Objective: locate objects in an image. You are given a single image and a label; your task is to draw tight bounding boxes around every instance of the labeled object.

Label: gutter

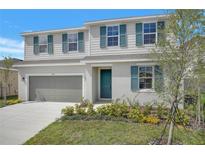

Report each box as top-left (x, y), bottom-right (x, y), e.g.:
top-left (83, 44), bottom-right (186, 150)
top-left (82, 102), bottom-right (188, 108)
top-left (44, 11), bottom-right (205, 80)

top-left (13, 58), bottom-right (156, 68)
top-left (81, 58), bottom-right (155, 64)
top-left (0, 67), bottom-right (18, 71)
top-left (22, 27), bottom-right (88, 36)
top-left (13, 63), bottom-right (84, 67)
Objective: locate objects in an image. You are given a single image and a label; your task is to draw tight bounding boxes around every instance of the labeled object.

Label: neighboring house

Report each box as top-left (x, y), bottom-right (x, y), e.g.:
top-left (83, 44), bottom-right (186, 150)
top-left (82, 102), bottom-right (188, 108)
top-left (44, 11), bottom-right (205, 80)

top-left (14, 14), bottom-right (167, 104)
top-left (0, 58), bottom-right (22, 98)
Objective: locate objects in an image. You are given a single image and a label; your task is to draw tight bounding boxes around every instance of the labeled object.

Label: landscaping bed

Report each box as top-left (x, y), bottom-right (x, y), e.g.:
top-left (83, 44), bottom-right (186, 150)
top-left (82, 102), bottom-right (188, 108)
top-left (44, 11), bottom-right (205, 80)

top-left (0, 95), bottom-right (22, 108)
top-left (61, 102), bottom-right (190, 126)
top-left (25, 101), bottom-right (205, 145)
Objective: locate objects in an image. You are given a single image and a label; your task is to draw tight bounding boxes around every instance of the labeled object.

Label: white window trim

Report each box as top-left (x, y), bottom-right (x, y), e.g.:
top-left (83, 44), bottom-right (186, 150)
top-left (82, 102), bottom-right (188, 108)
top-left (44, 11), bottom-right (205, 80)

top-left (106, 25), bottom-right (119, 47)
top-left (38, 35), bottom-right (48, 53)
top-left (67, 33), bottom-right (78, 52)
top-left (138, 65), bottom-right (155, 90)
top-left (142, 22), bottom-right (158, 46)
top-left (39, 35), bottom-right (48, 45)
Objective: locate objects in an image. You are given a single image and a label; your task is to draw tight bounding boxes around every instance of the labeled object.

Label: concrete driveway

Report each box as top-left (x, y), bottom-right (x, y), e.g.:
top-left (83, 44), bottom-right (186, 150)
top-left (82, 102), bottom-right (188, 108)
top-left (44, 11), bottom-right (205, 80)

top-left (0, 102), bottom-right (75, 145)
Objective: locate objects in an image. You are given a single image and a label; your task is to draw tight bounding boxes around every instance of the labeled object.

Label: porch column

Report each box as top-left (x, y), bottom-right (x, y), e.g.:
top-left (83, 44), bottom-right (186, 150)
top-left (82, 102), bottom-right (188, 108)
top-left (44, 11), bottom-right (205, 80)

top-left (85, 64), bottom-right (93, 102)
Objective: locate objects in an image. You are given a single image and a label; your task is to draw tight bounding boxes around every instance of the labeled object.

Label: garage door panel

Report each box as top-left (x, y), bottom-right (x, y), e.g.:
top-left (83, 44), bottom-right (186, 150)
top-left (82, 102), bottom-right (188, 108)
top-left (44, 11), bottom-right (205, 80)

top-left (29, 76), bottom-right (82, 102)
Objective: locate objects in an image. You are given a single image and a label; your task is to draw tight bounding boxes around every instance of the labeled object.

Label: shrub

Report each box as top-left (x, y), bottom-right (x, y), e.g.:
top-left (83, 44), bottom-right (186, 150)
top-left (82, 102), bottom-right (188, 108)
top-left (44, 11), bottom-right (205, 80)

top-left (156, 103), bottom-right (168, 119)
top-left (96, 105), bottom-right (109, 115)
top-left (142, 104), bottom-right (152, 116)
top-left (61, 106), bottom-right (74, 116)
top-left (79, 97), bottom-right (92, 108)
top-left (113, 103), bottom-right (129, 117)
top-left (96, 103), bottom-right (129, 117)
top-left (75, 104), bottom-right (87, 115)
top-left (7, 99), bottom-right (22, 105)
top-left (143, 116), bottom-right (160, 124)
top-left (86, 102), bottom-right (96, 115)
top-left (176, 110), bottom-right (190, 126)
top-left (185, 104), bottom-right (196, 117)
top-left (127, 107), bottom-right (144, 122)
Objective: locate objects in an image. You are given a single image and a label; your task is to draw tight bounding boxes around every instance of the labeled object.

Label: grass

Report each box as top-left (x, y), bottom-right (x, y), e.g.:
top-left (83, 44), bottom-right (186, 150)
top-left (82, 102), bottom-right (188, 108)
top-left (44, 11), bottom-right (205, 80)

top-left (0, 95), bottom-right (18, 108)
top-left (25, 120), bottom-right (205, 145)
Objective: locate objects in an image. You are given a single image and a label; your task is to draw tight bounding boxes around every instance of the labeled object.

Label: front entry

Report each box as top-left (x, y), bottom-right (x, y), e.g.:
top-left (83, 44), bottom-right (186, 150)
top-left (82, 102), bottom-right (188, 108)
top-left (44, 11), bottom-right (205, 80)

top-left (100, 69), bottom-right (112, 99)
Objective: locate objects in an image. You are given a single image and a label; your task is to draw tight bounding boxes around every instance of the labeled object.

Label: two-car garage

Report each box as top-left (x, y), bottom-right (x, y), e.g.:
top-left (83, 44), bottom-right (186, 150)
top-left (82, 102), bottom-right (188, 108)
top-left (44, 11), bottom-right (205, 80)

top-left (29, 76), bottom-right (83, 102)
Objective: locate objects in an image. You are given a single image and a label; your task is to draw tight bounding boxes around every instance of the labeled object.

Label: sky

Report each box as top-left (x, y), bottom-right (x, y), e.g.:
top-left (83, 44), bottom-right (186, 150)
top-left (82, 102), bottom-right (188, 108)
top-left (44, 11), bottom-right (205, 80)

top-left (0, 9), bottom-right (166, 60)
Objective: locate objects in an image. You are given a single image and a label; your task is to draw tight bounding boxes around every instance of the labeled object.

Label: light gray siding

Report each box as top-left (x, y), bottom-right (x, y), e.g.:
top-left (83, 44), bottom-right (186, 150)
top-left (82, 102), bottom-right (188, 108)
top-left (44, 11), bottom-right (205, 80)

top-left (112, 62), bottom-right (159, 105)
top-left (24, 30), bottom-right (89, 61)
top-left (89, 20), bottom-right (157, 56)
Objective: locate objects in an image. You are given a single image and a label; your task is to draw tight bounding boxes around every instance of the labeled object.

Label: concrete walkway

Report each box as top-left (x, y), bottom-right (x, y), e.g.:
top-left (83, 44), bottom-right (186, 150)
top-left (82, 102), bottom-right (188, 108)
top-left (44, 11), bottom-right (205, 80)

top-left (0, 102), bottom-right (75, 145)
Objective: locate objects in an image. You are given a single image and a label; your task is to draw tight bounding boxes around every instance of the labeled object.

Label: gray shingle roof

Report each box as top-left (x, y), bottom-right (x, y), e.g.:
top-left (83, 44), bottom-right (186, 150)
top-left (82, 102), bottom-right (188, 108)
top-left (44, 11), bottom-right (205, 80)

top-left (13, 54), bottom-right (155, 66)
top-left (14, 58), bottom-right (81, 65)
top-left (0, 58), bottom-right (22, 68)
top-left (82, 54), bottom-right (153, 61)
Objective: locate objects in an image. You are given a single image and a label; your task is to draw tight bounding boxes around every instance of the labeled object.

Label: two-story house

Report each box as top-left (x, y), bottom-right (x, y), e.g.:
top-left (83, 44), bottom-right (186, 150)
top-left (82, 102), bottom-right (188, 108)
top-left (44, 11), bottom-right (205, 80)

top-left (14, 14), bottom-right (167, 104)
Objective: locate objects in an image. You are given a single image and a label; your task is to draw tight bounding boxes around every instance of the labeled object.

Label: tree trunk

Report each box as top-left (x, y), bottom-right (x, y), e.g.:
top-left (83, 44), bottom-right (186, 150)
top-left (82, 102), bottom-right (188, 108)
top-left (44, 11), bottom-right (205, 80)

top-left (202, 101), bottom-right (204, 127)
top-left (167, 120), bottom-right (174, 145)
top-left (197, 88), bottom-right (201, 127)
top-left (167, 98), bottom-right (178, 145)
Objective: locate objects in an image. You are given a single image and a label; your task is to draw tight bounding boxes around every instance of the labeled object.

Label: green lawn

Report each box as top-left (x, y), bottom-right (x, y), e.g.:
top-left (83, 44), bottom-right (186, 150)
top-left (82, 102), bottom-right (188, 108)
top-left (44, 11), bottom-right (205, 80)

top-left (0, 95), bottom-right (18, 108)
top-left (25, 120), bottom-right (205, 145)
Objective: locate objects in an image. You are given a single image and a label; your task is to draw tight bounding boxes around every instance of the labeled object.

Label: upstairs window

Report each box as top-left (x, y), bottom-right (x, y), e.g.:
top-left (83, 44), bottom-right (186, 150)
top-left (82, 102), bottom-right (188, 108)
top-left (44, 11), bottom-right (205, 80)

top-left (68, 33), bottom-right (78, 51)
top-left (39, 35), bottom-right (48, 53)
top-left (107, 26), bottom-right (118, 46)
top-left (144, 23), bottom-right (156, 45)
top-left (139, 66), bottom-right (153, 89)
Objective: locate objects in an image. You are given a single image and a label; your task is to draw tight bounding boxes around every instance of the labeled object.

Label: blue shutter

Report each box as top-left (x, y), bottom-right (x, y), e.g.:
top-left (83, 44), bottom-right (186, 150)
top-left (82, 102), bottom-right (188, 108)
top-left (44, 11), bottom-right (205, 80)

top-left (131, 66), bottom-right (139, 91)
top-left (62, 34), bottom-right (68, 53)
top-left (78, 32), bottom-right (84, 52)
top-left (154, 65), bottom-right (164, 92)
top-left (100, 26), bottom-right (106, 48)
top-left (33, 36), bottom-right (39, 55)
top-left (48, 35), bottom-right (53, 54)
top-left (120, 24), bottom-right (127, 47)
top-left (136, 23), bottom-right (143, 46)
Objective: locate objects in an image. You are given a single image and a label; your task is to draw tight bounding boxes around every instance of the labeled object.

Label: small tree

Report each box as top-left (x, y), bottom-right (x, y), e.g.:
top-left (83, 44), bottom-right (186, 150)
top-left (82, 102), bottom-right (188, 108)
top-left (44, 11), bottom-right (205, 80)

top-left (190, 44), bottom-right (205, 128)
top-left (153, 10), bottom-right (204, 144)
top-left (2, 57), bottom-right (14, 105)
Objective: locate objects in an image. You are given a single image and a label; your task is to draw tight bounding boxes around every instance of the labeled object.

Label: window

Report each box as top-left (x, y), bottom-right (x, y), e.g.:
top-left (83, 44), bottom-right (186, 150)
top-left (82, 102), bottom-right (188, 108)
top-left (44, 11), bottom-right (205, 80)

top-left (68, 33), bottom-right (78, 51)
top-left (39, 35), bottom-right (48, 53)
top-left (107, 26), bottom-right (118, 46)
top-left (144, 23), bottom-right (156, 44)
top-left (139, 66), bottom-right (153, 89)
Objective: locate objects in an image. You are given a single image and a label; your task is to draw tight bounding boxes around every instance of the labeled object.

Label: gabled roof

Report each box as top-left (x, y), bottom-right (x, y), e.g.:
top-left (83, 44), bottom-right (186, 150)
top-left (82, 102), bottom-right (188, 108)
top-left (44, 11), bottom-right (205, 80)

top-left (13, 53), bottom-right (156, 67)
top-left (0, 58), bottom-right (22, 70)
top-left (22, 27), bottom-right (87, 36)
top-left (13, 59), bottom-right (82, 67)
top-left (82, 53), bottom-right (153, 62)
top-left (21, 14), bottom-right (168, 36)
top-left (85, 14), bottom-right (168, 25)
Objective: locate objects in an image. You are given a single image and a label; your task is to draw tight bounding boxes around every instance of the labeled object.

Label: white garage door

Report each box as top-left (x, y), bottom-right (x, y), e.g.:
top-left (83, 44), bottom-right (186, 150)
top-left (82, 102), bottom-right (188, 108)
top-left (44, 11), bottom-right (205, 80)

top-left (29, 76), bottom-right (82, 102)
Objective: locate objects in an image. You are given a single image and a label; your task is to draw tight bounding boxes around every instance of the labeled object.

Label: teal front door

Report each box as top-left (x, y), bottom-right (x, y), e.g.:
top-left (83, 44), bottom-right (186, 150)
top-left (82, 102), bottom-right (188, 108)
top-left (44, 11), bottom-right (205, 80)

top-left (100, 69), bottom-right (112, 99)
